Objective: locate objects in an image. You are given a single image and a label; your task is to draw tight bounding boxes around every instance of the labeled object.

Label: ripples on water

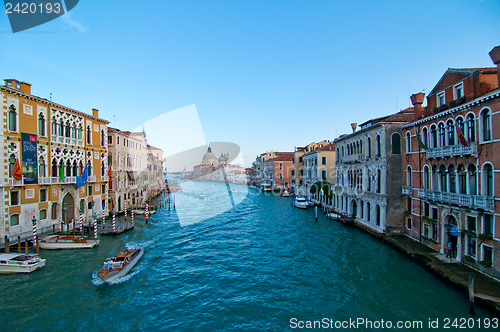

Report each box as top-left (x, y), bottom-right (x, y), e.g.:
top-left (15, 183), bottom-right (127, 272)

top-left (1, 180), bottom-right (497, 331)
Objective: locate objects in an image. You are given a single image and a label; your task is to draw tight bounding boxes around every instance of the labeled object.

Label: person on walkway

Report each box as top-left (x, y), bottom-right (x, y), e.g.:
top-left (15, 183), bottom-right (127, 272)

top-left (446, 242), bottom-right (453, 259)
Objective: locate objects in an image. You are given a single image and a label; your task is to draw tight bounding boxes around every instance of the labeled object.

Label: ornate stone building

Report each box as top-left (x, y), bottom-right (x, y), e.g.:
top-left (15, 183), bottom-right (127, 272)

top-left (1, 79), bottom-right (109, 241)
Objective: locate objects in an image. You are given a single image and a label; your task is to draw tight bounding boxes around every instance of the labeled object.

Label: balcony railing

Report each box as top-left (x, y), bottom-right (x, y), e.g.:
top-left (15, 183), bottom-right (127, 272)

top-left (418, 189), bottom-right (494, 212)
top-left (401, 186), bottom-right (412, 196)
top-left (38, 177), bottom-right (51, 185)
top-left (426, 143), bottom-right (478, 159)
top-left (340, 154), bottom-right (364, 163)
top-left (88, 175), bottom-right (96, 183)
top-left (8, 178), bottom-right (23, 186)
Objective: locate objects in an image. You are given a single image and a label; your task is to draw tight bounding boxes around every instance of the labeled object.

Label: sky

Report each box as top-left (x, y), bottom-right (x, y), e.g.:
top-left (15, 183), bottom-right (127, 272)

top-left (1, 0), bottom-right (500, 169)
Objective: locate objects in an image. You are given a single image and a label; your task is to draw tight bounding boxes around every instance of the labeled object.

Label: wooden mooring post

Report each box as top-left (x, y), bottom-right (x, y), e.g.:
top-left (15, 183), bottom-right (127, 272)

top-left (24, 240), bottom-right (28, 255)
top-left (468, 273), bottom-right (475, 314)
top-left (5, 236), bottom-right (9, 254)
top-left (17, 236), bottom-right (21, 253)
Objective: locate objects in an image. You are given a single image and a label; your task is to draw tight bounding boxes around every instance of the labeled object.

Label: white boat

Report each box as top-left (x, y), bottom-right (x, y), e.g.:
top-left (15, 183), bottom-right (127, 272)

top-left (294, 197), bottom-right (309, 209)
top-left (97, 248), bottom-right (143, 282)
top-left (39, 235), bottom-right (99, 250)
top-left (133, 209), bottom-right (156, 215)
top-left (231, 189), bottom-right (237, 193)
top-left (199, 193), bottom-right (205, 199)
top-left (0, 253), bottom-right (46, 274)
top-left (282, 190), bottom-right (291, 197)
top-left (261, 183), bottom-right (272, 192)
top-left (326, 213), bottom-right (341, 220)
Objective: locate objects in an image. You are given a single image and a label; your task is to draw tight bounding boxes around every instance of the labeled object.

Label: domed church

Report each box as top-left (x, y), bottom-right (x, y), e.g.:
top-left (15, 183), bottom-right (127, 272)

top-left (202, 146), bottom-right (217, 166)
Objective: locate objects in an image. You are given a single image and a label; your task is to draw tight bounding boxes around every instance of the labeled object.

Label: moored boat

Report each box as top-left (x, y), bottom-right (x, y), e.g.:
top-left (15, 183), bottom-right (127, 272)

top-left (0, 253), bottom-right (46, 273)
top-left (97, 248), bottom-right (144, 282)
top-left (282, 190), bottom-right (291, 197)
top-left (199, 193), bottom-right (205, 199)
top-left (294, 197), bottom-right (309, 209)
top-left (39, 235), bottom-right (99, 250)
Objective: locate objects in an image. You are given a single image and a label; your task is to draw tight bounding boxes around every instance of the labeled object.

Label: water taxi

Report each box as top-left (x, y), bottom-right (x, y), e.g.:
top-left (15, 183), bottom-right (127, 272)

top-left (282, 190), bottom-right (291, 197)
top-left (97, 248), bottom-right (144, 282)
top-left (39, 235), bottom-right (99, 250)
top-left (294, 197), bottom-right (309, 209)
top-left (261, 183), bottom-right (272, 192)
top-left (0, 254), bottom-right (46, 273)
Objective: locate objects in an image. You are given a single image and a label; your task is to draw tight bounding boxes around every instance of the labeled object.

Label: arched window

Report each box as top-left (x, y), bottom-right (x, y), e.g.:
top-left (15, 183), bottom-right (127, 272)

top-left (367, 137), bottom-right (372, 158)
top-left (430, 124), bottom-right (437, 148)
top-left (78, 124), bottom-right (83, 140)
top-left (51, 119), bottom-right (57, 136)
top-left (360, 141), bottom-right (363, 154)
top-left (73, 161), bottom-right (78, 177)
top-left (65, 121), bottom-right (71, 138)
top-left (52, 159), bottom-right (58, 177)
top-left (376, 135), bottom-right (381, 157)
top-left (87, 160), bottom-right (92, 176)
top-left (66, 160), bottom-right (71, 177)
top-left (446, 120), bottom-right (455, 145)
top-left (376, 205), bottom-right (381, 226)
top-left (406, 166), bottom-right (412, 187)
top-left (101, 130), bottom-right (105, 146)
top-left (439, 165), bottom-right (447, 192)
top-left (448, 165), bottom-right (456, 193)
top-left (376, 169), bottom-right (381, 193)
top-left (456, 117), bottom-right (464, 138)
top-left (101, 161), bottom-right (105, 176)
top-left (392, 133), bottom-right (401, 154)
top-left (71, 124), bottom-right (76, 139)
top-left (336, 148), bottom-right (339, 162)
top-left (341, 146), bottom-right (344, 157)
top-left (8, 155), bottom-right (16, 177)
top-left (58, 120), bottom-right (64, 136)
top-left (438, 123), bottom-right (445, 147)
top-left (38, 157), bottom-right (45, 177)
top-left (468, 164), bottom-right (477, 195)
top-left (38, 113), bottom-right (46, 136)
top-left (457, 165), bottom-right (466, 194)
top-left (8, 105), bottom-right (17, 132)
top-left (405, 132), bottom-right (411, 153)
top-left (431, 165), bottom-right (438, 190)
top-left (423, 165), bottom-right (430, 189)
top-left (482, 163), bottom-right (494, 197)
top-left (466, 114), bottom-right (475, 142)
top-left (366, 202), bottom-right (371, 221)
top-left (481, 109), bottom-right (492, 141)
top-left (367, 169), bottom-right (371, 191)
top-left (422, 128), bottom-right (429, 148)
top-left (87, 126), bottom-right (92, 144)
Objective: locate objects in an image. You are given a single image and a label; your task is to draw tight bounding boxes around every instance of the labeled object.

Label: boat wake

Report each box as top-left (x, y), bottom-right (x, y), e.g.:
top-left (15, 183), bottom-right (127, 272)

top-left (91, 263), bottom-right (144, 285)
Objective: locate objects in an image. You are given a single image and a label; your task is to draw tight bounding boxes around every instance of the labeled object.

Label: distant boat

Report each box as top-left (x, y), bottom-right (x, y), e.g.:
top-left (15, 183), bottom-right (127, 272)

top-left (133, 209), bottom-right (156, 215)
top-left (39, 235), bottom-right (99, 250)
top-left (0, 253), bottom-right (46, 274)
top-left (231, 189), bottom-right (237, 193)
top-left (282, 190), bottom-right (291, 197)
top-left (97, 248), bottom-right (143, 282)
top-left (261, 183), bottom-right (272, 192)
top-left (294, 197), bottom-right (309, 209)
top-left (326, 213), bottom-right (341, 220)
top-left (199, 193), bottom-right (205, 199)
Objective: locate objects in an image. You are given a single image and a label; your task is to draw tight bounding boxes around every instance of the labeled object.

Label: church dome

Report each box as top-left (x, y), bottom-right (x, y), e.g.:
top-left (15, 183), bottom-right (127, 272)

top-left (202, 146), bottom-right (217, 165)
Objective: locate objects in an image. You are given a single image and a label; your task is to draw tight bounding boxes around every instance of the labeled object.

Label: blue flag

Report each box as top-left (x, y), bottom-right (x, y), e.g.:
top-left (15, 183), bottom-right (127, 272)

top-left (76, 165), bottom-right (88, 187)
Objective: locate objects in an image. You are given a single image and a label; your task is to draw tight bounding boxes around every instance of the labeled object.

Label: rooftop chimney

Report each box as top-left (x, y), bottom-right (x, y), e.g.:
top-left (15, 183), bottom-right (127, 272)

top-left (489, 45), bottom-right (500, 88)
top-left (351, 123), bottom-right (357, 133)
top-left (92, 108), bottom-right (99, 118)
top-left (410, 92), bottom-right (425, 121)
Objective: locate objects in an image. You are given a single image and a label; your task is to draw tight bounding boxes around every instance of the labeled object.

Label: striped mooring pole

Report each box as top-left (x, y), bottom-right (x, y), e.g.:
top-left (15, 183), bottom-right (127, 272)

top-left (131, 206), bottom-right (134, 223)
top-left (124, 201), bottom-right (127, 220)
top-left (93, 215), bottom-right (97, 239)
top-left (79, 210), bottom-right (83, 235)
top-left (32, 217), bottom-right (37, 243)
top-left (102, 209), bottom-right (105, 225)
top-left (112, 210), bottom-right (116, 232)
top-left (145, 204), bottom-right (149, 223)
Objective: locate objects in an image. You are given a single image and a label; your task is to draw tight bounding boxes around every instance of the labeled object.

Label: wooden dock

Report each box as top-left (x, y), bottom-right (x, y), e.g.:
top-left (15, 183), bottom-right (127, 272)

top-left (100, 221), bottom-right (134, 235)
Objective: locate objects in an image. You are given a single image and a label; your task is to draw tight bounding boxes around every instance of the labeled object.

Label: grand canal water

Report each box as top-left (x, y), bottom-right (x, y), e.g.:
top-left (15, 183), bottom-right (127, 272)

top-left (1, 180), bottom-right (497, 331)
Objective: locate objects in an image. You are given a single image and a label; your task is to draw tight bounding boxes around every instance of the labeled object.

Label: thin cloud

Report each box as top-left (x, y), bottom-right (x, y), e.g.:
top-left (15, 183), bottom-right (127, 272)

top-left (61, 12), bottom-right (88, 33)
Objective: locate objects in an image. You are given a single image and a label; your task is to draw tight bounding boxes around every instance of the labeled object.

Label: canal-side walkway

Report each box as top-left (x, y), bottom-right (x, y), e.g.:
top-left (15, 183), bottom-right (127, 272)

top-left (382, 234), bottom-right (500, 313)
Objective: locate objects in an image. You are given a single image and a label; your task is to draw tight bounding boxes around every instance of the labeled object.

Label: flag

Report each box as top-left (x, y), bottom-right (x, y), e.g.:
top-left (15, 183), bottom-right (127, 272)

top-left (414, 127), bottom-right (428, 150)
top-left (107, 165), bottom-right (112, 187)
top-left (76, 165), bottom-right (88, 187)
top-left (59, 163), bottom-right (65, 181)
top-left (13, 158), bottom-right (22, 180)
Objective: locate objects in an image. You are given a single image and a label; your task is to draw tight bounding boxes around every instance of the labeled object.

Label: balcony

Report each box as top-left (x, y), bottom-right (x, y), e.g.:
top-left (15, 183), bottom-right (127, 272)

top-left (8, 178), bottom-right (23, 186)
top-left (38, 177), bottom-right (51, 185)
top-left (426, 143), bottom-right (477, 159)
top-left (88, 175), bottom-right (96, 183)
top-left (418, 189), bottom-right (494, 212)
top-left (341, 154), bottom-right (364, 163)
top-left (401, 186), bottom-right (412, 196)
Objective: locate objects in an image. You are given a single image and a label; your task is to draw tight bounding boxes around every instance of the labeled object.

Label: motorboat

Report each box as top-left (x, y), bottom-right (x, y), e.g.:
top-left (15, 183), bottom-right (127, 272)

top-left (231, 189), bottom-right (237, 193)
top-left (97, 248), bottom-right (144, 282)
top-left (294, 197), bottom-right (309, 209)
top-left (282, 190), bottom-right (291, 197)
top-left (199, 193), bottom-right (205, 199)
top-left (0, 253), bottom-right (46, 273)
top-left (326, 213), bottom-right (341, 220)
top-left (261, 184), bottom-right (272, 192)
top-left (39, 235), bottom-right (99, 249)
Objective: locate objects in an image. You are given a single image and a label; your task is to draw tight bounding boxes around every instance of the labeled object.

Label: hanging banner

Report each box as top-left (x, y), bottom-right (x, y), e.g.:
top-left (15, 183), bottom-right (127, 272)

top-left (21, 133), bottom-right (38, 184)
